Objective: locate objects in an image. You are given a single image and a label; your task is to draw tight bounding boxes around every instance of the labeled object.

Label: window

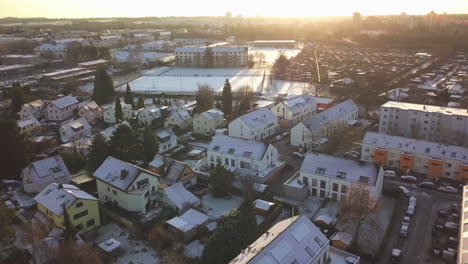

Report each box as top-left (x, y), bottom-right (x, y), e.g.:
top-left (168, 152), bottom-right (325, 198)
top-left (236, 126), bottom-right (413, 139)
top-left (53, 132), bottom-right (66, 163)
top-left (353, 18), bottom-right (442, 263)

top-left (231, 159), bottom-right (235, 166)
top-left (303, 177), bottom-right (308, 185)
top-left (87, 219), bottom-right (95, 227)
top-left (225, 158), bottom-right (229, 165)
top-left (76, 201), bottom-right (83, 208)
top-left (311, 188), bottom-right (317, 196)
top-left (320, 180), bottom-right (326, 189)
top-left (316, 167), bottom-right (326, 175)
top-left (320, 190), bottom-right (325, 198)
top-left (136, 178), bottom-right (149, 189)
top-left (341, 185), bottom-right (347, 194)
top-left (75, 224), bottom-right (83, 231)
top-left (112, 190), bottom-right (117, 195)
top-left (332, 193), bottom-right (338, 201)
top-left (144, 190), bottom-right (150, 198)
top-left (73, 210), bottom-right (88, 220)
top-left (312, 179), bottom-right (317, 187)
top-left (333, 183), bottom-right (338, 192)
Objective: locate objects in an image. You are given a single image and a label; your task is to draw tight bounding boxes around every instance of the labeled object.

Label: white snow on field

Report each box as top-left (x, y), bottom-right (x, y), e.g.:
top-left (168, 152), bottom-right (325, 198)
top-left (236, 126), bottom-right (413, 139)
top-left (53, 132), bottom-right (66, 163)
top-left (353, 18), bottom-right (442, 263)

top-left (264, 79), bottom-right (313, 96)
top-left (200, 193), bottom-right (243, 220)
top-left (249, 47), bottom-right (301, 64)
top-left (184, 240), bottom-right (204, 259)
top-left (94, 223), bottom-right (159, 264)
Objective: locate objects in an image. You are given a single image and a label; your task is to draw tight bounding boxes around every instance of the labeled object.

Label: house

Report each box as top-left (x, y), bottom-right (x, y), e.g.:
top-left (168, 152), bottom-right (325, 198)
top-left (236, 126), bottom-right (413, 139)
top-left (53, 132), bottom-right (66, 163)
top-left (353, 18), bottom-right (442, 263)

top-left (17, 116), bottom-right (41, 134)
top-left (193, 108), bottom-right (224, 135)
top-left (207, 135), bottom-right (281, 183)
top-left (22, 155), bottom-right (71, 193)
top-left (312, 97), bottom-right (335, 111)
top-left (78, 101), bottom-right (102, 124)
top-left (137, 105), bottom-right (161, 126)
top-left (228, 108), bottom-right (278, 140)
top-left (149, 154), bottom-right (197, 188)
top-left (102, 102), bottom-right (133, 124)
top-left (155, 128), bottom-right (177, 154)
top-left (77, 59), bottom-right (109, 70)
top-left (229, 215), bottom-right (361, 264)
top-left (44, 95), bottom-right (80, 122)
top-left (93, 156), bottom-right (159, 214)
top-left (291, 99), bottom-right (358, 150)
top-left (361, 132), bottom-right (468, 180)
top-left (165, 108), bottom-right (191, 130)
top-left (167, 209), bottom-right (209, 242)
top-left (163, 182), bottom-right (200, 212)
top-left (34, 183), bottom-right (100, 234)
top-left (271, 93), bottom-right (317, 126)
top-left (19, 99), bottom-right (45, 120)
top-left (34, 43), bottom-right (67, 59)
top-left (59, 117), bottom-right (92, 143)
top-left (287, 153), bottom-right (383, 202)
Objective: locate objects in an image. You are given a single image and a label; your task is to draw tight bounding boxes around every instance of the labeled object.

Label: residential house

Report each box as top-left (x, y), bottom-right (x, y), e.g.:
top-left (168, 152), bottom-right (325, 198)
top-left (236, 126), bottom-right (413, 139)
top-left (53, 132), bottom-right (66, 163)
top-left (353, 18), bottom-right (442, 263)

top-left (34, 43), bottom-right (67, 59)
top-left (207, 135), bottom-right (281, 183)
top-left (137, 105), bottom-right (161, 126)
top-left (59, 117), bottom-right (92, 143)
top-left (93, 156), bottom-right (159, 214)
top-left (34, 183), bottom-right (100, 234)
top-left (361, 132), bottom-right (468, 180)
top-left (271, 93), bottom-right (317, 126)
top-left (228, 108), bottom-right (278, 140)
top-left (155, 128), bottom-right (177, 154)
top-left (163, 182), bottom-right (200, 212)
top-left (285, 153), bottom-right (383, 202)
top-left (22, 155), bottom-right (71, 193)
top-left (229, 215), bottom-right (360, 264)
top-left (379, 101), bottom-right (468, 147)
top-left (19, 99), bottom-right (45, 120)
top-left (193, 108), bottom-right (224, 135)
top-left (165, 108), bottom-right (192, 130)
top-left (167, 209), bottom-right (209, 242)
top-left (78, 101), bottom-right (102, 124)
top-left (149, 154), bottom-right (197, 188)
top-left (44, 95), bottom-right (80, 122)
top-left (18, 116), bottom-right (41, 134)
top-left (291, 99), bottom-right (358, 150)
top-left (102, 102), bottom-right (133, 124)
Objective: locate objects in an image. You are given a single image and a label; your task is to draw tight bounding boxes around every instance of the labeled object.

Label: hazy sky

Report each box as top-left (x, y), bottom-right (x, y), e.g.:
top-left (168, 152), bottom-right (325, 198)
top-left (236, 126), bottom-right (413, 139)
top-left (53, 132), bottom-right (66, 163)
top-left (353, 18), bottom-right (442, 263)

top-left (1, 0), bottom-right (467, 18)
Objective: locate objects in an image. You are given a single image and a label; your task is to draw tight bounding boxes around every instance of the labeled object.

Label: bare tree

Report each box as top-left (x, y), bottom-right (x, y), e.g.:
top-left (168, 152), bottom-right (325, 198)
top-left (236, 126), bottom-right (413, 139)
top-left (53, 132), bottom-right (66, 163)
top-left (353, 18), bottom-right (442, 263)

top-left (339, 184), bottom-right (380, 251)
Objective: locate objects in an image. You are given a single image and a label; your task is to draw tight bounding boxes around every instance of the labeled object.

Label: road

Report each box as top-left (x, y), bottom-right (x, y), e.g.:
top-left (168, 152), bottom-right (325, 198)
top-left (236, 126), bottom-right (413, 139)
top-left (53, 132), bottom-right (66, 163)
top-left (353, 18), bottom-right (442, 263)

top-left (378, 179), bottom-right (460, 264)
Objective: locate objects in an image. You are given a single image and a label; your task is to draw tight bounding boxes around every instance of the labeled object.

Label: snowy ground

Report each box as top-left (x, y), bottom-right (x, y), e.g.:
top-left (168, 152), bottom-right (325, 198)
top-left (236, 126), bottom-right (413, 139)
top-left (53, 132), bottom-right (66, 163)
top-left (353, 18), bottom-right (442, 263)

top-left (183, 240), bottom-right (204, 259)
top-left (248, 47), bottom-right (301, 64)
top-left (92, 223), bottom-right (159, 264)
top-left (200, 193), bottom-right (243, 220)
top-left (297, 196), bottom-right (323, 219)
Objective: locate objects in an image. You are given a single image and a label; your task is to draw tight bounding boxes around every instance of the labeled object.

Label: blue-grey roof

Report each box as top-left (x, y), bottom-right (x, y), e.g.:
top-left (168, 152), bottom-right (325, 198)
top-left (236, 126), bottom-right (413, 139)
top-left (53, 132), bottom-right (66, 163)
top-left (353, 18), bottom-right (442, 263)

top-left (300, 153), bottom-right (378, 186)
top-left (208, 135), bottom-right (269, 160)
top-left (32, 155), bottom-right (69, 180)
top-left (49, 95), bottom-right (79, 109)
top-left (238, 108), bottom-right (276, 129)
top-left (303, 99), bottom-right (357, 131)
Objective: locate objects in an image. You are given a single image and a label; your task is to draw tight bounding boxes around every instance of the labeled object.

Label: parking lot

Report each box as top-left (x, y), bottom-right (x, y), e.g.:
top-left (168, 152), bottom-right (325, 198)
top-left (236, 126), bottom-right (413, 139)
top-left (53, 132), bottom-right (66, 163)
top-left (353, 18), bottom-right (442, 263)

top-left (379, 178), bottom-right (461, 264)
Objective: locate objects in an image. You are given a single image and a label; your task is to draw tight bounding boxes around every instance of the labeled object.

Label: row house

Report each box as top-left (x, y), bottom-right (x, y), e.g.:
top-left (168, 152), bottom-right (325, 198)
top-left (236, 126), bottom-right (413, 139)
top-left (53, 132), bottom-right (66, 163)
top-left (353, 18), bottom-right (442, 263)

top-left (271, 93), bottom-right (317, 126)
top-left (228, 108), bottom-right (278, 141)
top-left (361, 132), bottom-right (468, 180)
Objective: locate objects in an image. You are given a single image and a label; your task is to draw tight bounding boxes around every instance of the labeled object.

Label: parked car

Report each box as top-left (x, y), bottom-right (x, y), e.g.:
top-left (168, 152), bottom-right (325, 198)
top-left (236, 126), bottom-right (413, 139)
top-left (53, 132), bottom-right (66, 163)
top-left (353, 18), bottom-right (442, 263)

top-left (438, 186), bottom-right (458, 194)
top-left (438, 209), bottom-right (448, 218)
top-left (400, 224), bottom-right (409, 238)
top-left (400, 175), bottom-right (418, 183)
top-left (444, 222), bottom-right (459, 233)
top-left (450, 203), bottom-right (461, 213)
top-left (398, 186), bottom-right (411, 197)
top-left (409, 196), bottom-right (416, 207)
top-left (292, 152), bottom-right (304, 158)
top-left (282, 131), bottom-right (289, 137)
top-left (391, 249), bottom-right (402, 261)
top-left (402, 216), bottom-right (410, 225)
top-left (275, 135), bottom-right (283, 141)
top-left (384, 170), bottom-right (396, 178)
top-left (418, 181), bottom-right (435, 189)
top-left (406, 205), bottom-right (415, 216)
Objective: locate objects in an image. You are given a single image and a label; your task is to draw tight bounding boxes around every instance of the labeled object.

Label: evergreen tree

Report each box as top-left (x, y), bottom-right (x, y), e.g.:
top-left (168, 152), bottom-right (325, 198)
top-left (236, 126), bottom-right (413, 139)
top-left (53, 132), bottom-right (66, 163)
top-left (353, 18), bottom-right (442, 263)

top-left (237, 192), bottom-right (258, 248)
top-left (114, 98), bottom-right (123, 122)
top-left (209, 163), bottom-right (233, 197)
top-left (222, 79), bottom-right (233, 115)
top-left (0, 201), bottom-right (16, 253)
top-left (87, 133), bottom-right (109, 172)
top-left (124, 83), bottom-right (133, 105)
top-left (10, 85), bottom-right (25, 113)
top-left (237, 85), bottom-right (253, 114)
top-left (195, 85), bottom-right (214, 113)
top-left (0, 117), bottom-right (30, 180)
top-left (109, 125), bottom-right (142, 162)
top-left (143, 126), bottom-right (158, 162)
top-left (137, 95), bottom-right (145, 109)
top-left (92, 68), bottom-right (114, 105)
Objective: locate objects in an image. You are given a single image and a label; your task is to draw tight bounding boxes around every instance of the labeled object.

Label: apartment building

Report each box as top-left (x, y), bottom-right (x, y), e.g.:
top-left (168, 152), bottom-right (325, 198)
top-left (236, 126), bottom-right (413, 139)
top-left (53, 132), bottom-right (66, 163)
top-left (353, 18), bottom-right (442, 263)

top-left (361, 132), bottom-right (468, 180)
top-left (286, 153), bottom-right (383, 202)
top-left (271, 93), bottom-right (317, 125)
top-left (174, 46), bottom-right (248, 67)
top-left (459, 186), bottom-right (468, 263)
top-left (228, 108), bottom-right (278, 140)
top-left (379, 101), bottom-right (468, 147)
top-left (291, 99), bottom-right (358, 150)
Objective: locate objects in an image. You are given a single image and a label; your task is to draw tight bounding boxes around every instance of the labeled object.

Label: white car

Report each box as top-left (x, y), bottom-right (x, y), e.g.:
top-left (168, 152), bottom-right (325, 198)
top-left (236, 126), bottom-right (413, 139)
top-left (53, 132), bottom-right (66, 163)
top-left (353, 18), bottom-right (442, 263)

top-left (402, 216), bottom-right (410, 225)
top-left (400, 224), bottom-right (409, 238)
top-left (406, 205), bottom-right (415, 216)
top-left (438, 186), bottom-right (458, 194)
top-left (409, 196), bottom-right (417, 206)
top-left (275, 135), bottom-right (283, 141)
top-left (398, 186), bottom-right (411, 197)
top-left (384, 170), bottom-right (396, 177)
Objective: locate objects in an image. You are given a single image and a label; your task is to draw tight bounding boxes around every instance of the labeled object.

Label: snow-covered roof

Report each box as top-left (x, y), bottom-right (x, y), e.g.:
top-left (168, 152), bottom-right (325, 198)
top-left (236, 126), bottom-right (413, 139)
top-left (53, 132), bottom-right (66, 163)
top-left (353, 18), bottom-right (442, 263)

top-left (48, 95), bottom-right (79, 109)
top-left (167, 209), bottom-right (208, 232)
top-left (381, 101), bottom-right (468, 117)
top-left (303, 99), bottom-right (357, 131)
top-left (208, 135), bottom-right (271, 161)
top-left (28, 155), bottom-right (70, 180)
top-left (174, 47), bottom-right (206, 53)
top-left (93, 156), bottom-right (156, 192)
top-left (283, 93), bottom-right (316, 113)
top-left (60, 117), bottom-right (91, 142)
top-left (34, 183), bottom-right (97, 216)
top-left (237, 108), bottom-right (276, 129)
top-left (200, 108), bottom-right (224, 121)
top-left (100, 121), bottom-right (130, 141)
top-left (255, 199), bottom-right (274, 211)
top-left (112, 51), bottom-right (173, 63)
top-left (22, 99), bottom-right (45, 114)
top-left (331, 232), bottom-right (353, 246)
top-left (229, 215), bottom-right (328, 264)
top-left (98, 238), bottom-right (121, 252)
top-left (34, 43), bottom-right (66, 51)
top-left (300, 153), bottom-right (379, 186)
top-left (150, 154), bottom-right (190, 184)
top-left (212, 46), bottom-right (247, 53)
top-left (363, 132), bottom-right (468, 162)
top-left (169, 108), bottom-right (191, 123)
top-left (77, 59), bottom-right (108, 67)
top-left (164, 182), bottom-right (200, 210)
top-left (155, 127), bottom-right (176, 142)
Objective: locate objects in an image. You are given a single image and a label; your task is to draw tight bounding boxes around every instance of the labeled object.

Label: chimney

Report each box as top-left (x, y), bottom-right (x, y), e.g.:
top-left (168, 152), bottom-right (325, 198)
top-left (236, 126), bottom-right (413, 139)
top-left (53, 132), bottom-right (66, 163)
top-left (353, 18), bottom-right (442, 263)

top-left (120, 169), bottom-right (128, 179)
top-left (58, 183), bottom-right (63, 189)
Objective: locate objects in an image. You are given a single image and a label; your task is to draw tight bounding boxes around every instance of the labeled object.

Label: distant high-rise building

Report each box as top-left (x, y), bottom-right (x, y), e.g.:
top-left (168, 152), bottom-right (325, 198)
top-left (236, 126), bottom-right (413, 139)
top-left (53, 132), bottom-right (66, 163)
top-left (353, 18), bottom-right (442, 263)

top-left (353, 12), bottom-right (362, 26)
